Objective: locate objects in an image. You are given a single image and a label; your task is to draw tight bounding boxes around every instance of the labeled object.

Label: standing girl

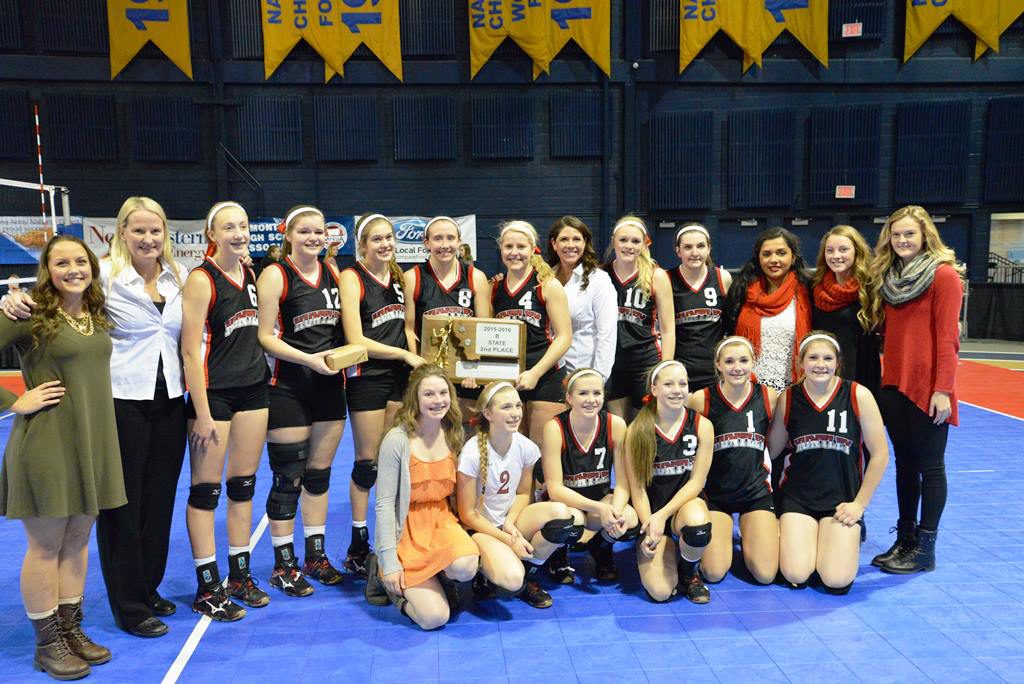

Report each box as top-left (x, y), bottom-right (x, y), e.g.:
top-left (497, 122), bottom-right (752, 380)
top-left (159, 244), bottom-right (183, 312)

top-left (606, 216), bottom-right (675, 420)
top-left (403, 216), bottom-right (491, 417)
top-left (686, 336), bottom-right (778, 585)
top-left (866, 206), bottom-right (964, 573)
top-left (0, 236), bottom-right (125, 679)
top-left (546, 216), bottom-right (617, 379)
top-left (541, 368), bottom-right (637, 581)
top-left (670, 224), bottom-right (732, 393)
top-left (457, 382), bottom-right (584, 609)
top-left (490, 221), bottom-right (572, 443)
top-left (338, 213), bottom-right (424, 576)
top-left (811, 225), bottom-right (881, 394)
top-left (257, 206), bottom-right (347, 596)
top-left (768, 332), bottom-right (889, 590)
top-left (626, 360), bottom-right (714, 603)
top-left (726, 227), bottom-right (813, 394)
top-left (365, 365), bottom-right (479, 629)
top-left (181, 201), bottom-right (269, 620)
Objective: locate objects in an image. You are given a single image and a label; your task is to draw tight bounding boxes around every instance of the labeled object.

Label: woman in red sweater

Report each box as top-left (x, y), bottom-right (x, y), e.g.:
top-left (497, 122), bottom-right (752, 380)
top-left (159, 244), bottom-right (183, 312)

top-left (867, 205), bottom-right (964, 574)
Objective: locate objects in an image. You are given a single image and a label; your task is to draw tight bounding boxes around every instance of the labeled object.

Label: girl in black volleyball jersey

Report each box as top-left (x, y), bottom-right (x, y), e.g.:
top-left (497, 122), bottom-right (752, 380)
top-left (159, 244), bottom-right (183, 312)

top-left (490, 221), bottom-right (572, 444)
top-left (606, 216), bottom-right (675, 421)
top-left (338, 214), bottom-right (424, 576)
top-left (403, 216), bottom-right (491, 417)
top-left (670, 224), bottom-right (732, 392)
top-left (767, 331), bottom-right (889, 591)
top-left (541, 368), bottom-right (638, 581)
top-left (686, 336), bottom-right (779, 585)
top-left (257, 206), bottom-right (347, 596)
top-left (625, 360), bottom-right (714, 604)
top-left (181, 202), bottom-right (269, 620)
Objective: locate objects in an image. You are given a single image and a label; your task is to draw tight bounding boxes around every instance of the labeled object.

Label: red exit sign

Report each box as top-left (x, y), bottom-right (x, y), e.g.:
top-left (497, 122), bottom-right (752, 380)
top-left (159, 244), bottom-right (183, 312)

top-left (835, 185), bottom-right (856, 199)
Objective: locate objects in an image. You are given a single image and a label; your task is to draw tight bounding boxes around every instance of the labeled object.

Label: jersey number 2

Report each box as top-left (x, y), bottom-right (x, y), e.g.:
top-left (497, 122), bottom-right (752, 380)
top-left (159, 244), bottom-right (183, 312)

top-left (496, 470), bottom-right (511, 494)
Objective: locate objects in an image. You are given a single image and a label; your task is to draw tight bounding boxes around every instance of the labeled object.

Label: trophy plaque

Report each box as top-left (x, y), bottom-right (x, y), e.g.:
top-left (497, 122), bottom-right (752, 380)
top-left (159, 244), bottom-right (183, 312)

top-left (421, 316), bottom-right (526, 383)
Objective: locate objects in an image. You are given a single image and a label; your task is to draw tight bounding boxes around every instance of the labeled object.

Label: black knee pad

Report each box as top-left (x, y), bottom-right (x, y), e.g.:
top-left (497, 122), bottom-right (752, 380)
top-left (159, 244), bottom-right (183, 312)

top-left (351, 460), bottom-right (377, 489)
top-left (226, 474), bottom-right (256, 502)
top-left (302, 467), bottom-right (331, 496)
top-left (680, 522), bottom-right (712, 549)
top-left (188, 482), bottom-right (221, 511)
top-left (540, 517), bottom-right (585, 545)
top-left (617, 522), bottom-right (642, 542)
top-left (267, 442), bottom-right (308, 521)
top-left (532, 459), bottom-right (545, 484)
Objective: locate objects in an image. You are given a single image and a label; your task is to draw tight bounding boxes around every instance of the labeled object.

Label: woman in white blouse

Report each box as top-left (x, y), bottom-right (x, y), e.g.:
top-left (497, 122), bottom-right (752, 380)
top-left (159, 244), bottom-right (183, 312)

top-left (4, 197), bottom-right (187, 639)
top-left (545, 216), bottom-right (617, 379)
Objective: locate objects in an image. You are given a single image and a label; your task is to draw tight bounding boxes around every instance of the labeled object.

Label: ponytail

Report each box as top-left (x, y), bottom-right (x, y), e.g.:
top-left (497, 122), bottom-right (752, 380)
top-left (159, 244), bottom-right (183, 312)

top-left (626, 400), bottom-right (659, 486)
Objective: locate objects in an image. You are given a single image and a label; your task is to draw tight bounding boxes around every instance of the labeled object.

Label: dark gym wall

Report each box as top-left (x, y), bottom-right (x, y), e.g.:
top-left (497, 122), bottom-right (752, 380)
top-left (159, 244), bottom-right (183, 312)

top-left (0, 0), bottom-right (1022, 280)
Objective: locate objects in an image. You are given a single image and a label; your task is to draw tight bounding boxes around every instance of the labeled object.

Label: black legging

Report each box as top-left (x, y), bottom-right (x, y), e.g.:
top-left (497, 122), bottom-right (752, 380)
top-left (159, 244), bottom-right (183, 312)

top-left (879, 387), bottom-right (949, 531)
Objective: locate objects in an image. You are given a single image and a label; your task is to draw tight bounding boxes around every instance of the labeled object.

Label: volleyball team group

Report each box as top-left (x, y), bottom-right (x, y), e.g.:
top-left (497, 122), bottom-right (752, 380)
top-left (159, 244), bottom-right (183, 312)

top-left (0, 198), bottom-right (963, 679)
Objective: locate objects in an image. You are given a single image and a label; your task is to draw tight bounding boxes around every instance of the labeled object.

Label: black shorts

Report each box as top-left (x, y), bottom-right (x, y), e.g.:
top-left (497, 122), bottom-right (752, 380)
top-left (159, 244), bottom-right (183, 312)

top-left (607, 350), bottom-right (660, 408)
top-left (268, 375), bottom-right (347, 430)
top-left (706, 492), bottom-right (775, 516)
top-left (780, 495), bottom-right (862, 527)
top-left (346, 372), bottom-right (407, 413)
top-left (519, 365), bottom-right (567, 404)
top-left (186, 382), bottom-right (269, 422)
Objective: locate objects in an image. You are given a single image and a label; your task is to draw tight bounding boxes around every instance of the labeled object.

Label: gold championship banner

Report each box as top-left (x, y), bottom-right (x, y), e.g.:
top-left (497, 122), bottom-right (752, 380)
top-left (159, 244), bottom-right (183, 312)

top-left (904, 0), bottom-right (999, 62)
top-left (263, 0), bottom-right (402, 82)
top-left (679, 0), bottom-right (754, 74)
top-left (469, 0), bottom-right (550, 78)
top-left (742, 0), bottom-right (829, 72)
top-left (108, 0), bottom-right (193, 79)
top-left (533, 0), bottom-right (611, 78)
top-left (975, 0), bottom-right (1024, 59)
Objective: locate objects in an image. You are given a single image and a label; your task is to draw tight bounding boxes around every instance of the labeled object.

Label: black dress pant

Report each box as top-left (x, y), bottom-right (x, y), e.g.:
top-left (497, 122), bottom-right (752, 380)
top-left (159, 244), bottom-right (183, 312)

top-left (96, 388), bottom-right (186, 629)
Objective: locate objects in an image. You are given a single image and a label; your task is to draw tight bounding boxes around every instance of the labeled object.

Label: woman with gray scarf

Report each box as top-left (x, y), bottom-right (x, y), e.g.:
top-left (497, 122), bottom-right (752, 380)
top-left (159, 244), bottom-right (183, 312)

top-left (866, 205), bottom-right (965, 575)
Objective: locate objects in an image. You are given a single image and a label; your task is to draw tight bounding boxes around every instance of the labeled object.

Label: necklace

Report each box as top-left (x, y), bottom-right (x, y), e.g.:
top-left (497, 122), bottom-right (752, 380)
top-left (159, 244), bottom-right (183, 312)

top-left (57, 307), bottom-right (94, 336)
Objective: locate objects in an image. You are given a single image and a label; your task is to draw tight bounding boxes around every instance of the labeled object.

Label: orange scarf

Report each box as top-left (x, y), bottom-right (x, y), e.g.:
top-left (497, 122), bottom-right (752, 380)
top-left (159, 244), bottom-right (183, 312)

top-left (813, 270), bottom-right (860, 312)
top-left (734, 271), bottom-right (812, 381)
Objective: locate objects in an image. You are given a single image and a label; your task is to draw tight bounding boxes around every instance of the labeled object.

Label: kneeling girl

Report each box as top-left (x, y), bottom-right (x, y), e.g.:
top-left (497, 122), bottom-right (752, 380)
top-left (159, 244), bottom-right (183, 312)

top-left (456, 381), bottom-right (584, 609)
top-left (768, 331), bottom-right (889, 591)
top-left (540, 368), bottom-right (638, 581)
top-left (366, 365), bottom-right (479, 630)
top-left (626, 360), bottom-right (714, 603)
top-left (686, 336), bottom-right (779, 584)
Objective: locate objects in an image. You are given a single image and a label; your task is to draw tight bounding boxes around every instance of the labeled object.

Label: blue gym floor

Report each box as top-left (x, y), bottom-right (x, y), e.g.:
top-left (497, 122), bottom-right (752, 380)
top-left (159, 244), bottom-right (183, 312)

top-left (0, 402), bottom-right (1022, 683)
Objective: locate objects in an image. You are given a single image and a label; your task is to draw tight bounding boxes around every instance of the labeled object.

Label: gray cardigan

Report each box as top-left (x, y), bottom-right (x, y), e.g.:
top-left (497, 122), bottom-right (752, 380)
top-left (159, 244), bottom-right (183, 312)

top-left (374, 427), bottom-right (414, 577)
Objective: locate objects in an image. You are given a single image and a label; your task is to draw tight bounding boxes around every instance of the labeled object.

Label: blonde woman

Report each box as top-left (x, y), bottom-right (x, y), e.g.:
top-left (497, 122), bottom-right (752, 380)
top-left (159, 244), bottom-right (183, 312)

top-left (338, 213), bottom-right (424, 576)
top-left (490, 221), bottom-right (572, 443)
top-left (866, 206), bottom-right (964, 574)
top-left (606, 216), bottom-right (675, 420)
top-left (365, 365), bottom-right (479, 630)
top-left (811, 225), bottom-right (880, 394)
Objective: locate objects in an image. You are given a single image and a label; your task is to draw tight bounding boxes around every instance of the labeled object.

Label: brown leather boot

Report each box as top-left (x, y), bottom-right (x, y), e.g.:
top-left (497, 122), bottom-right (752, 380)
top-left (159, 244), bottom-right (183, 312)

top-left (30, 613), bottom-right (90, 680)
top-left (57, 600), bottom-right (111, 665)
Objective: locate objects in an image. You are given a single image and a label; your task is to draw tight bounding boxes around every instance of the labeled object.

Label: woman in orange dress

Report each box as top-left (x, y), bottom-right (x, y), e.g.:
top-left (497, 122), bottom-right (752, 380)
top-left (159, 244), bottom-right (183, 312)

top-left (365, 364), bottom-right (479, 629)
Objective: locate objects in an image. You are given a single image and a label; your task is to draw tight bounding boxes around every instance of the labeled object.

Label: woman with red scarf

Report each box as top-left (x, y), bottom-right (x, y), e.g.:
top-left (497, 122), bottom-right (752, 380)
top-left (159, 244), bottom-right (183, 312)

top-left (725, 227), bottom-right (813, 394)
top-left (810, 225), bottom-right (881, 395)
